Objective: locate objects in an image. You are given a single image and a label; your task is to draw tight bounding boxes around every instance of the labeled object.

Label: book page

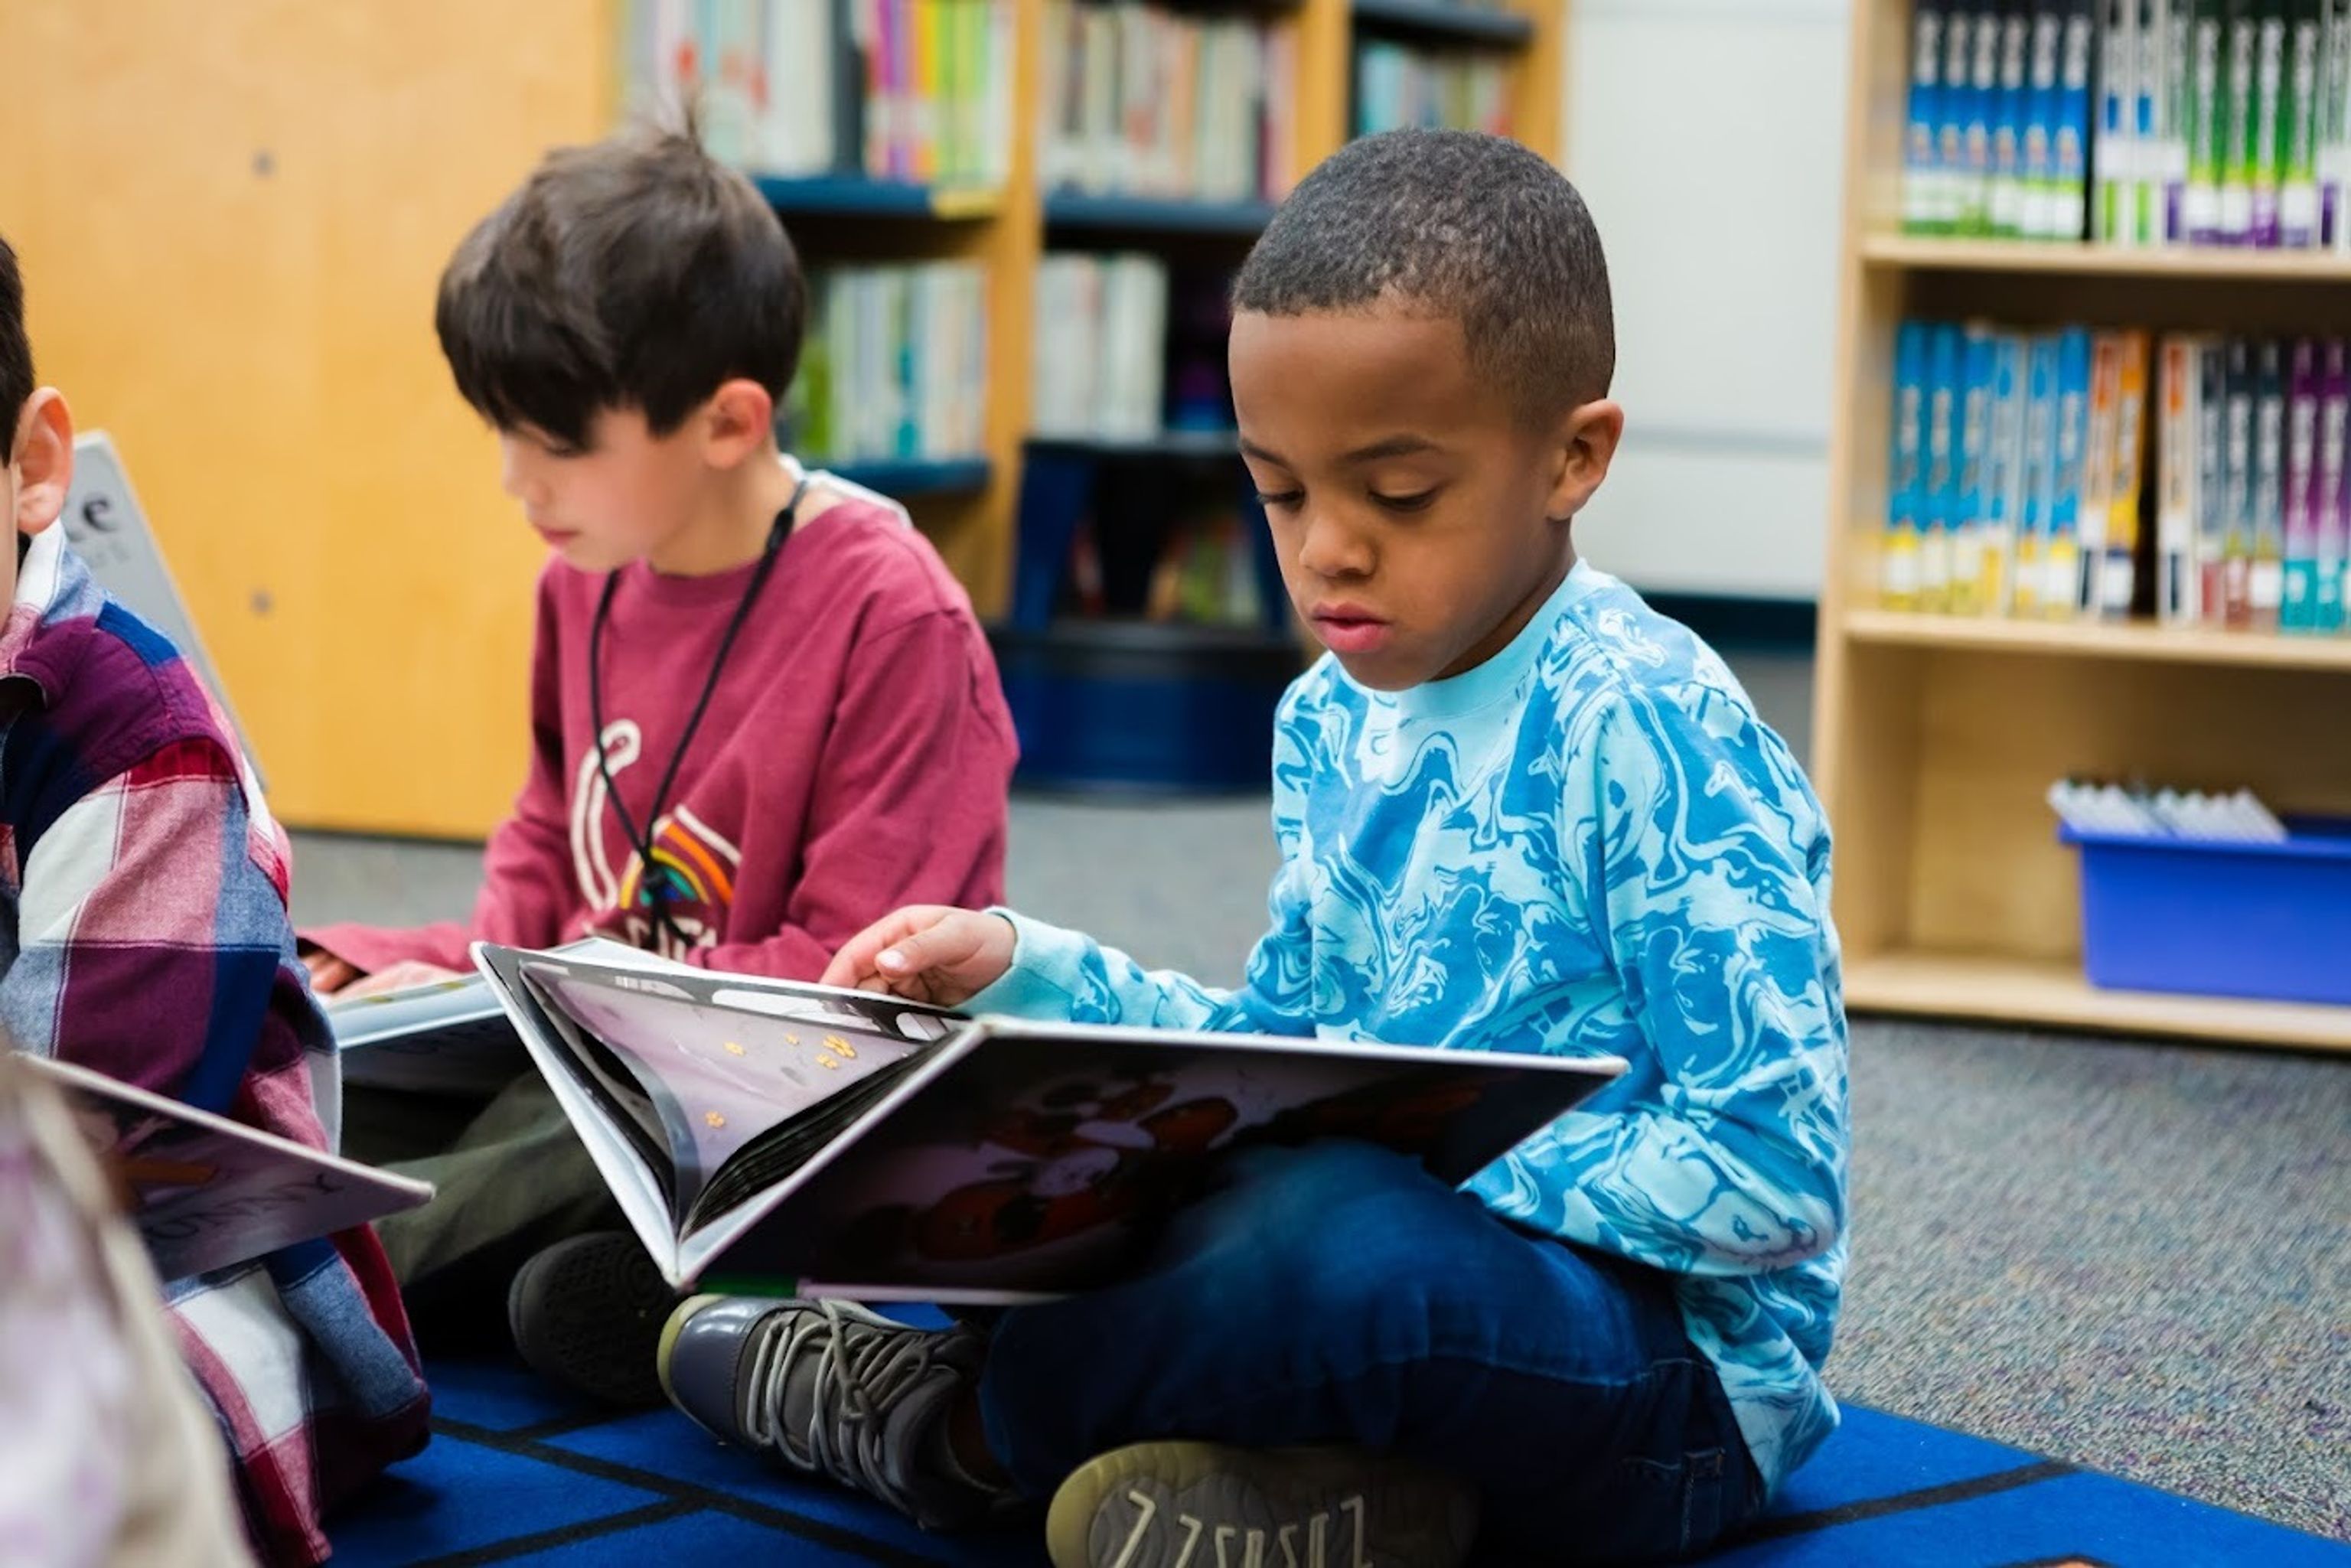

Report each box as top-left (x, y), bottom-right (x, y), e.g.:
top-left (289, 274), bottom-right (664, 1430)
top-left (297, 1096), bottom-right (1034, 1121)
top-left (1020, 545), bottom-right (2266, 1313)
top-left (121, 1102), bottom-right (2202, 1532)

top-left (520, 963), bottom-right (934, 1221)
top-left (15, 1055), bottom-right (431, 1283)
top-left (693, 1022), bottom-right (1625, 1300)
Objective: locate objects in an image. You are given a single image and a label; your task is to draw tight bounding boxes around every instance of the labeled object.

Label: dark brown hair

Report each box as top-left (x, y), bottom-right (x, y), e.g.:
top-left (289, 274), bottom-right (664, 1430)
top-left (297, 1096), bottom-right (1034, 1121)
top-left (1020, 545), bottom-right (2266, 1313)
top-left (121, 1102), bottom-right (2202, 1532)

top-left (435, 125), bottom-right (805, 448)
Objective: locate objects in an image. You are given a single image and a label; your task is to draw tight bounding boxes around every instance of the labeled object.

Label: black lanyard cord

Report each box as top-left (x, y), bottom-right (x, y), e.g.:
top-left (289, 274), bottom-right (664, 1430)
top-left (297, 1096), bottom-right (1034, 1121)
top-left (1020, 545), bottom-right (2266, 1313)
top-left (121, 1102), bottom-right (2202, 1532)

top-left (586, 474), bottom-right (810, 949)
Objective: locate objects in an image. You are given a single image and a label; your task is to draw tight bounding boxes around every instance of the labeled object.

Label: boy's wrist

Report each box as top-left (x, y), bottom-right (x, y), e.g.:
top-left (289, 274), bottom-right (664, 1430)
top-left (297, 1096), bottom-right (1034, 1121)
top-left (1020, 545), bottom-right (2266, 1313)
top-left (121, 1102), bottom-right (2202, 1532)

top-left (960, 909), bottom-right (1076, 1019)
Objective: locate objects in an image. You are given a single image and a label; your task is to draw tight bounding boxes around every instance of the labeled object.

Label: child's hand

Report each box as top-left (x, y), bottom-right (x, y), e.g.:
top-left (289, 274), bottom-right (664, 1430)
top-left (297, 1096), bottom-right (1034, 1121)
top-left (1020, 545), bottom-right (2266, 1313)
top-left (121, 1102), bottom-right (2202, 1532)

top-left (302, 950), bottom-right (360, 996)
top-left (334, 960), bottom-right (463, 1002)
top-left (821, 907), bottom-right (1016, 1006)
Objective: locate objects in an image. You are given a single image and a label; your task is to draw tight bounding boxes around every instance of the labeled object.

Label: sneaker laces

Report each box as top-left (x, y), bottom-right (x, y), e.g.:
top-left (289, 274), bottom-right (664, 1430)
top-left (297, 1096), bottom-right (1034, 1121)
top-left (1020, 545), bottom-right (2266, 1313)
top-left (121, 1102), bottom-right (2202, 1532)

top-left (738, 1301), bottom-right (970, 1517)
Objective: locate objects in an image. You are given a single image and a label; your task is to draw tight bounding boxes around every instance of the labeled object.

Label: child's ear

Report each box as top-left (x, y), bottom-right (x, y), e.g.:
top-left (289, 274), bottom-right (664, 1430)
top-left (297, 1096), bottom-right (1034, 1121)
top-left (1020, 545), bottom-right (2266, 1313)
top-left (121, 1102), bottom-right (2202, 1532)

top-left (1543, 398), bottom-right (1624, 523)
top-left (700, 378), bottom-right (778, 469)
top-left (11, 390), bottom-right (74, 538)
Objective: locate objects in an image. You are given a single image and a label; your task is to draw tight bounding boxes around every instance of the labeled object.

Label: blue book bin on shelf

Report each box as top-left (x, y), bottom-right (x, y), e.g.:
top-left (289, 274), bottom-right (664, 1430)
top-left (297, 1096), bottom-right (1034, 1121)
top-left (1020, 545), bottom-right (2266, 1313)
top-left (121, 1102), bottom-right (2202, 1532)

top-left (995, 440), bottom-right (1302, 794)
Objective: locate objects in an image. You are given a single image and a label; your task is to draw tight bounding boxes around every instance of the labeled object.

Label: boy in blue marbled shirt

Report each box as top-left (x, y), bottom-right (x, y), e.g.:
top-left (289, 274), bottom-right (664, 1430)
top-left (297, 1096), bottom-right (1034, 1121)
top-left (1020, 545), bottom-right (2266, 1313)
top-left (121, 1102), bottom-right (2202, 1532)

top-left (655, 129), bottom-right (1848, 1568)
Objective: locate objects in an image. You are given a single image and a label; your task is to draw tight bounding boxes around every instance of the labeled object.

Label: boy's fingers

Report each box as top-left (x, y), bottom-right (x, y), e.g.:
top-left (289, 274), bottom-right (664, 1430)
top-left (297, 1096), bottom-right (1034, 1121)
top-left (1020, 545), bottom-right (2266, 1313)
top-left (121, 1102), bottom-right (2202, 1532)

top-left (820, 907), bottom-right (952, 990)
top-left (873, 919), bottom-right (983, 980)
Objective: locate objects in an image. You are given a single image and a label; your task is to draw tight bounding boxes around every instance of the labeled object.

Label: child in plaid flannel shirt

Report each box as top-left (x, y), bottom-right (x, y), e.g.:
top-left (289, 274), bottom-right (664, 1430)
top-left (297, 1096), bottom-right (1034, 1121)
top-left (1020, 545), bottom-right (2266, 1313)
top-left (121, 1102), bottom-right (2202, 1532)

top-left (0, 1052), bottom-right (252, 1567)
top-left (0, 236), bottom-right (429, 1563)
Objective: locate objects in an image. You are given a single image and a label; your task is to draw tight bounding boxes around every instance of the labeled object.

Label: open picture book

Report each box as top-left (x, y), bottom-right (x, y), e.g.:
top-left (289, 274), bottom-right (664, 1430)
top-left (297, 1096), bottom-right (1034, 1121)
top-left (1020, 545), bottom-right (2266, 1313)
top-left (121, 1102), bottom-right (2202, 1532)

top-left (472, 941), bottom-right (1626, 1303)
top-left (324, 936), bottom-right (676, 1097)
top-left (16, 1054), bottom-right (432, 1283)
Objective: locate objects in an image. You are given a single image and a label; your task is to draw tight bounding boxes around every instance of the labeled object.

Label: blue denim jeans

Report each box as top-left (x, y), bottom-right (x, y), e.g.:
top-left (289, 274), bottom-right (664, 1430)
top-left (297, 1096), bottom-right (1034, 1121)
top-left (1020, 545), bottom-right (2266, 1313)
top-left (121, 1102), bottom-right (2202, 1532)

top-left (978, 1139), bottom-right (1766, 1565)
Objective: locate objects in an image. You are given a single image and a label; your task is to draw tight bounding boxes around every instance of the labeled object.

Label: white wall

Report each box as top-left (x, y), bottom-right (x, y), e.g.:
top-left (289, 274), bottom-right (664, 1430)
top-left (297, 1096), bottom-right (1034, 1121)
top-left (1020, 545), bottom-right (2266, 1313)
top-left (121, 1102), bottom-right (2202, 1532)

top-left (1562, 0), bottom-right (1850, 600)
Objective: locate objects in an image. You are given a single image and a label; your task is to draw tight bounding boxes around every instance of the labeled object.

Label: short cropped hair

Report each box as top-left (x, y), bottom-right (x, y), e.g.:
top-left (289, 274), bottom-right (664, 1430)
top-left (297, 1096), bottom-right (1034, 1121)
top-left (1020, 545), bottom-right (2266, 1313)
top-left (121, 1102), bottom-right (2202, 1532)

top-left (435, 126), bottom-right (805, 448)
top-left (1233, 129), bottom-right (1615, 419)
top-left (1, 237), bottom-right (31, 442)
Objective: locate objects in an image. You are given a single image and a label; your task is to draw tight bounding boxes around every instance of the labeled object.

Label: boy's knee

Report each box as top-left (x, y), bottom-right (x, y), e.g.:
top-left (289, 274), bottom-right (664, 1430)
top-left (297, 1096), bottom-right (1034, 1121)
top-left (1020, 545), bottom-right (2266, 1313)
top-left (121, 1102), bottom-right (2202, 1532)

top-left (1205, 1139), bottom-right (1473, 1310)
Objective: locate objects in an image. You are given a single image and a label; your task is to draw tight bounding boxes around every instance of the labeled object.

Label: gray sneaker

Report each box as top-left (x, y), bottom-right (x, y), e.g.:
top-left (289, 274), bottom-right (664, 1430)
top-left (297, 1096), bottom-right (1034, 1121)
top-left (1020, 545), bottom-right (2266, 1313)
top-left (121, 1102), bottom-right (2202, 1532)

top-left (1045, 1442), bottom-right (1479, 1568)
top-left (657, 1294), bottom-right (1000, 1529)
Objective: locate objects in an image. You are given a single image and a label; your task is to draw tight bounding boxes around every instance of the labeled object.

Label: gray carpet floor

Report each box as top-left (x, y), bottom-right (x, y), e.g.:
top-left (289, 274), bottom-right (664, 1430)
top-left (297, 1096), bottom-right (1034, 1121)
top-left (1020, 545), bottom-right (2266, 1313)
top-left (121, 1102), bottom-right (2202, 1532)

top-left (287, 647), bottom-right (2350, 1544)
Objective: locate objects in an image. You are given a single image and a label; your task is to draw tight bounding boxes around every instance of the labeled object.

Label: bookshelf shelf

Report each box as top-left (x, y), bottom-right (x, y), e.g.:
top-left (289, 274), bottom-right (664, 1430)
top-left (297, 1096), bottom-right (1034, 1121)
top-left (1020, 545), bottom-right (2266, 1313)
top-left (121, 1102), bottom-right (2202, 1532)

top-left (1349, 0), bottom-right (1535, 48)
top-left (1026, 431), bottom-right (1241, 461)
top-left (1817, 0), bottom-right (2351, 1049)
top-left (753, 175), bottom-right (1003, 221)
top-left (1845, 951), bottom-right (2351, 1053)
top-left (827, 457), bottom-right (993, 498)
top-left (1041, 192), bottom-right (1281, 237)
top-left (1842, 609), bottom-right (2351, 673)
top-left (1860, 233), bottom-right (2351, 283)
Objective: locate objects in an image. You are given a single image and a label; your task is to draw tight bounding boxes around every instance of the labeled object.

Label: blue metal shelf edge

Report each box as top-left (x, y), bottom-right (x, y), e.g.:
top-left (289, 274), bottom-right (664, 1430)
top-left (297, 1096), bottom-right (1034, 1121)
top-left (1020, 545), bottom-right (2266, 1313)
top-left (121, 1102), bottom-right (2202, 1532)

top-left (1042, 191), bottom-right (1279, 236)
top-left (755, 174), bottom-right (1003, 220)
top-left (1350, 0), bottom-right (1535, 47)
top-left (825, 456), bottom-right (992, 497)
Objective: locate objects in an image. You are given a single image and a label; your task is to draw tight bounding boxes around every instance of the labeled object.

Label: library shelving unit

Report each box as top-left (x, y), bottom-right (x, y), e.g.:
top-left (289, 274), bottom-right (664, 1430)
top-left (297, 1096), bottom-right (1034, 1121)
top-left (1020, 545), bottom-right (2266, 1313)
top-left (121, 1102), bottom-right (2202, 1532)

top-left (763, 0), bottom-right (1564, 655)
top-left (1815, 0), bottom-right (2351, 1051)
top-left (0, 0), bottom-right (1569, 837)
top-left (755, 0), bottom-right (1562, 790)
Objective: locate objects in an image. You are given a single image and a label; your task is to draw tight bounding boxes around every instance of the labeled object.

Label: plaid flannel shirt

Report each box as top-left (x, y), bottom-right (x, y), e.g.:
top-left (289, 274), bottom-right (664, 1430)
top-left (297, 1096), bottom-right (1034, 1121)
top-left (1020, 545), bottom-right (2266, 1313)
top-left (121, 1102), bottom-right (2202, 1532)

top-left (0, 524), bottom-right (429, 1565)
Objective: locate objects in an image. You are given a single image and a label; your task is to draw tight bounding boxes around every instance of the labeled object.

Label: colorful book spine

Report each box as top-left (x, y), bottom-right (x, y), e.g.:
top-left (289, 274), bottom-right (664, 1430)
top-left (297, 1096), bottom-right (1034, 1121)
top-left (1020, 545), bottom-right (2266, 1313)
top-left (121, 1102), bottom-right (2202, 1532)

top-left (1885, 321), bottom-right (1932, 608)
top-left (2018, 333), bottom-right (2063, 613)
top-left (2157, 334), bottom-right (2204, 622)
top-left (2196, 337), bottom-right (2232, 618)
top-left (2252, 0), bottom-right (2291, 243)
top-left (1910, 2), bottom-right (1953, 233)
top-left (2026, 0), bottom-right (2066, 233)
top-left (1952, 324), bottom-right (2000, 611)
top-left (1964, 2), bottom-right (2005, 231)
top-left (2223, 0), bottom-right (2259, 240)
top-left (2188, 0), bottom-right (2229, 237)
top-left (1922, 323), bottom-right (1965, 609)
top-left (2222, 335), bottom-right (2256, 621)
top-left (2046, 328), bottom-right (2095, 615)
top-left (1937, 4), bottom-right (1974, 233)
top-left (2103, 329), bottom-right (2152, 616)
top-left (2058, 0), bottom-right (2100, 235)
top-left (2136, 0), bottom-right (2170, 240)
top-left (2100, 0), bottom-right (2141, 239)
top-left (1983, 331), bottom-right (2032, 613)
top-left (2323, 0), bottom-right (2351, 244)
top-left (2283, 0), bottom-right (2325, 243)
top-left (2318, 341), bottom-right (2350, 627)
top-left (2078, 331), bottom-right (2123, 613)
top-left (2282, 337), bottom-right (2322, 627)
top-left (2250, 336), bottom-right (2288, 625)
top-left (2161, 0), bottom-right (2198, 235)
top-left (1995, 1), bottom-right (2036, 233)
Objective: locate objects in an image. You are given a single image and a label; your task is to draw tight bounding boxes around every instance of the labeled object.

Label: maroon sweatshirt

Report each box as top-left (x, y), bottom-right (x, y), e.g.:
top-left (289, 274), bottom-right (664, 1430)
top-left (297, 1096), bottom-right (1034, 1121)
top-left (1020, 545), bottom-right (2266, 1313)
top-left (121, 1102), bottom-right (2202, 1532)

top-left (307, 490), bottom-right (1017, 980)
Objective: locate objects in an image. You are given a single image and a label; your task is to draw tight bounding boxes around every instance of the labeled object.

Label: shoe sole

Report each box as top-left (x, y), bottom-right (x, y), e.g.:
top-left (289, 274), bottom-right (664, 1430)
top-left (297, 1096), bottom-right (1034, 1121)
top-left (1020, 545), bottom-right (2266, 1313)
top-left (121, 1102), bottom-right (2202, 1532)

top-left (654, 1293), bottom-right (726, 1412)
top-left (1045, 1442), bottom-right (1479, 1568)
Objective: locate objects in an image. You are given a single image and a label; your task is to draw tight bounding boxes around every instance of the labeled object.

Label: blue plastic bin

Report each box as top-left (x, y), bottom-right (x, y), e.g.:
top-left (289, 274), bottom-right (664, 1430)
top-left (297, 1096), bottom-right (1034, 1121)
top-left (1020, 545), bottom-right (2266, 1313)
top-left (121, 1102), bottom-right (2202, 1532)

top-left (2062, 817), bottom-right (2351, 1006)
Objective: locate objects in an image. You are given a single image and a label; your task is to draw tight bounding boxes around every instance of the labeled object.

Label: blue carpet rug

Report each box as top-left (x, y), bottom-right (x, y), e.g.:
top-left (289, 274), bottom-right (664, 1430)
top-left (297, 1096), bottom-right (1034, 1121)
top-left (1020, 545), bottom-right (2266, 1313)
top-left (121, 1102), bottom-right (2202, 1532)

top-left (333, 1353), bottom-right (2351, 1567)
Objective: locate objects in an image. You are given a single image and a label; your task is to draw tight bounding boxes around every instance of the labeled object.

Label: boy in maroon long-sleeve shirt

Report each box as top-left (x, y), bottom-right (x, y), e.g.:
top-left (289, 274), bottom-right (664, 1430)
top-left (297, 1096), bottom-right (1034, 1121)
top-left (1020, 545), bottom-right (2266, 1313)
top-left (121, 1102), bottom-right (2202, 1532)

top-left (302, 126), bottom-right (1017, 1400)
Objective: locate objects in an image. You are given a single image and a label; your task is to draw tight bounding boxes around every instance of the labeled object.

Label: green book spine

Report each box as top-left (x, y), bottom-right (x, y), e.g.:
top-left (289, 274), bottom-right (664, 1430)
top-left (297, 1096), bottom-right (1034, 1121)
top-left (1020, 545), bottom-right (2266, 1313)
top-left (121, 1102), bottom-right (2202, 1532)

top-left (2282, 0), bottom-right (2324, 241)
top-left (2223, 0), bottom-right (2258, 238)
top-left (2187, 0), bottom-right (2227, 236)
top-left (2252, 0), bottom-right (2291, 241)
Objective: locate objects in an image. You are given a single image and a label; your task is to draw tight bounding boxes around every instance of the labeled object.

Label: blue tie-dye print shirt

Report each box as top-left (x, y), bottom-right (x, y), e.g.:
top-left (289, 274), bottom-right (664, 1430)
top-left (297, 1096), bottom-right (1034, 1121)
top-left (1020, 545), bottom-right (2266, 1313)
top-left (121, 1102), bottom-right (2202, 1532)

top-left (974, 559), bottom-right (1849, 1491)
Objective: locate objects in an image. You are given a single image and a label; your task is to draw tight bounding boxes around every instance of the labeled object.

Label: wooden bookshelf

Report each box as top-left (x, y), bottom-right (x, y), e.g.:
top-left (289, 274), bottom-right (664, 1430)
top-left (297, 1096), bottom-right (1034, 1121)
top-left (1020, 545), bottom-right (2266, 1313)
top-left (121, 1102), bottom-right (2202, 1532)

top-left (1816, 0), bottom-right (2351, 1049)
top-left (1, 0), bottom-right (1565, 836)
top-left (1843, 952), bottom-right (2351, 1053)
top-left (1841, 609), bottom-right (2351, 673)
top-left (1860, 233), bottom-right (2351, 282)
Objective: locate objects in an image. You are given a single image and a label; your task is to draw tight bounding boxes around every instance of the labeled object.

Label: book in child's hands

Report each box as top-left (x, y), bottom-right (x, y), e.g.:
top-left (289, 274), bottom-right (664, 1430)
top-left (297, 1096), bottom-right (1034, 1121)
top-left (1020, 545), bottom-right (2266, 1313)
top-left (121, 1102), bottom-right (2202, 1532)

top-left (471, 942), bottom-right (1626, 1304)
top-left (15, 1053), bottom-right (432, 1283)
top-left (324, 936), bottom-right (680, 1097)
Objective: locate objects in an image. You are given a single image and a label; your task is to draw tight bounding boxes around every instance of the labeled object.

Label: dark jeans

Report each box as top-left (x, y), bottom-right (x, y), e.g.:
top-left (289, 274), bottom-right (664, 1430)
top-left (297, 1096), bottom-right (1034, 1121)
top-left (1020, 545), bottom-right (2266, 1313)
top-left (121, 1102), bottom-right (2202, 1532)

top-left (979, 1140), bottom-right (1766, 1565)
